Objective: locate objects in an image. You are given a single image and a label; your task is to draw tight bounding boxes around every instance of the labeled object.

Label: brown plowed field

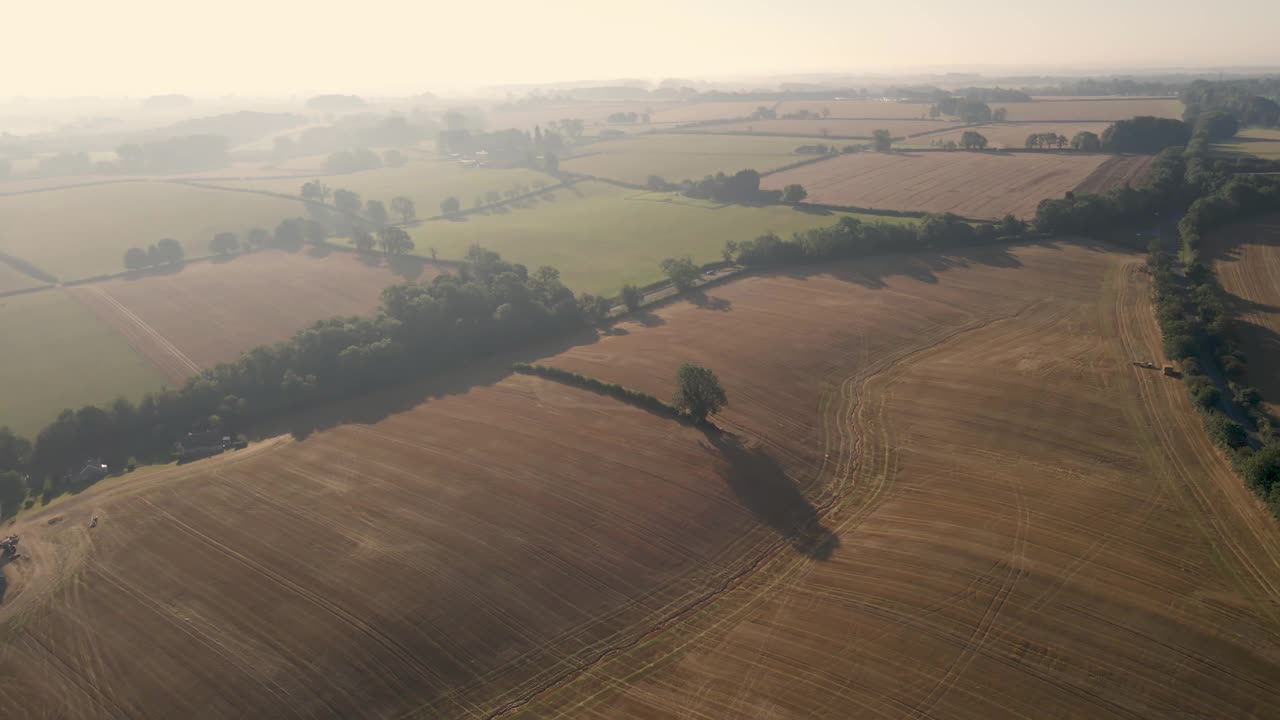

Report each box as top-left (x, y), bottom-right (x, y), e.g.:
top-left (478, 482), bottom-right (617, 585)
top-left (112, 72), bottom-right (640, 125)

top-left (762, 151), bottom-right (1109, 218)
top-left (687, 118), bottom-right (960, 139)
top-left (1073, 153), bottom-right (1158, 194)
top-left (1206, 214), bottom-right (1280, 419)
top-left (67, 251), bottom-right (428, 383)
top-left (3, 243), bottom-right (1280, 718)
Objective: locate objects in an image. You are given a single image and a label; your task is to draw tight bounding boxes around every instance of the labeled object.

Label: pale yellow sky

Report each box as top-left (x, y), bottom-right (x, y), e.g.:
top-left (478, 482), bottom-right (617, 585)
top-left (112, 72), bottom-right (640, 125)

top-left (6, 0), bottom-right (1278, 96)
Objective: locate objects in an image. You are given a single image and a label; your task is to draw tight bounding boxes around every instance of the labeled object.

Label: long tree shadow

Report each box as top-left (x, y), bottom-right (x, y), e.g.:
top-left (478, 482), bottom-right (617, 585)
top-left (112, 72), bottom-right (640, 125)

top-left (701, 427), bottom-right (839, 560)
top-left (251, 325), bottom-right (603, 442)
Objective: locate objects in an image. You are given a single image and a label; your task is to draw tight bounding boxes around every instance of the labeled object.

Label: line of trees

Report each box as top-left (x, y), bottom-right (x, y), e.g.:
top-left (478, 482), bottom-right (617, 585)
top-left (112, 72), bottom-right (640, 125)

top-left (1101, 116), bottom-right (1192, 154)
top-left (511, 362), bottom-right (727, 424)
top-left (122, 238), bottom-right (185, 270)
top-left (1025, 133), bottom-right (1068, 149)
top-left (1182, 79), bottom-right (1280, 129)
top-left (6, 247), bottom-right (618, 506)
top-left (722, 211), bottom-right (1025, 268)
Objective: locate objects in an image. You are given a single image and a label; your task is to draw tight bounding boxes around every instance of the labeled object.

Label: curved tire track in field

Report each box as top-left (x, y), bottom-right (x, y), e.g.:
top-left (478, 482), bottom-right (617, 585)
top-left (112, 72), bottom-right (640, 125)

top-left (1109, 260), bottom-right (1280, 630)
top-left (476, 304), bottom-right (1041, 720)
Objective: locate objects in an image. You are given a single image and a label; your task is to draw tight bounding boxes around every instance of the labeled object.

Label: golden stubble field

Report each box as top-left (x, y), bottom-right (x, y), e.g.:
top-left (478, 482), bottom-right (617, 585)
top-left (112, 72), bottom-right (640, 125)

top-left (2, 242), bottom-right (1279, 719)
top-left (762, 151), bottom-right (1110, 219)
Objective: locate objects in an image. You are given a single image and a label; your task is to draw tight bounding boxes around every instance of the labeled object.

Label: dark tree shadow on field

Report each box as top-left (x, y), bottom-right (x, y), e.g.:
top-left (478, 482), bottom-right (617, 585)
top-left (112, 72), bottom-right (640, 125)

top-left (209, 253), bottom-right (239, 265)
top-left (388, 254), bottom-right (427, 282)
top-left (355, 252), bottom-right (383, 269)
top-left (765, 240), bottom-right (1028, 290)
top-left (249, 325), bottom-right (602, 442)
top-left (701, 427), bottom-right (839, 561)
top-left (0, 569), bottom-right (7, 604)
top-left (689, 290), bottom-right (732, 311)
top-left (307, 244), bottom-right (334, 258)
top-left (791, 205), bottom-right (833, 216)
top-left (632, 310), bottom-right (666, 327)
top-left (444, 214), bottom-right (469, 222)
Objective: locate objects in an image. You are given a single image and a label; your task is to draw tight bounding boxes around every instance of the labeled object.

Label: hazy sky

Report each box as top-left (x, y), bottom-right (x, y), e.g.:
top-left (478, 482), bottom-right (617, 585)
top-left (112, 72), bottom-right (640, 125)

top-left (7, 0), bottom-right (1278, 96)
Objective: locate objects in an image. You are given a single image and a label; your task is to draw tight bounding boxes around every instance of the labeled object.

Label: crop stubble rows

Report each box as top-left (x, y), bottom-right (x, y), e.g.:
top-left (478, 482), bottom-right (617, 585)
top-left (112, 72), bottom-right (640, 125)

top-left (2, 243), bottom-right (1279, 719)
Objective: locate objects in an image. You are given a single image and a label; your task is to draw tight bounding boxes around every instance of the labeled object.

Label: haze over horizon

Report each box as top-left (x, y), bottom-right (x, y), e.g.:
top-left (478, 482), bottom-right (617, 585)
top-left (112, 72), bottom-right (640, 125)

top-left (7, 0), bottom-right (1277, 97)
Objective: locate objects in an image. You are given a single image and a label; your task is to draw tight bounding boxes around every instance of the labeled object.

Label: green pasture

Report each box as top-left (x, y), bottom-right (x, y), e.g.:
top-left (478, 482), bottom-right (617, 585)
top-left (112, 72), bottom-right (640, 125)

top-left (0, 289), bottom-right (165, 438)
top-left (0, 181), bottom-right (307, 282)
top-left (1214, 128), bottom-right (1280, 160)
top-left (561, 133), bottom-right (822, 185)
top-left (220, 159), bottom-right (548, 219)
top-left (407, 180), bottom-right (912, 296)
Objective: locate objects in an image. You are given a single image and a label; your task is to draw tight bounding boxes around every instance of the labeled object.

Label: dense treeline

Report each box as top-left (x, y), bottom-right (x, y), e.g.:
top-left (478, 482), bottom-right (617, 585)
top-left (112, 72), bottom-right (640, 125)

top-left (4, 247), bottom-right (613, 508)
top-left (723, 211), bottom-right (1024, 267)
top-left (646, 169), bottom-right (782, 204)
top-left (1101, 116), bottom-right (1192, 153)
top-left (1182, 78), bottom-right (1280, 128)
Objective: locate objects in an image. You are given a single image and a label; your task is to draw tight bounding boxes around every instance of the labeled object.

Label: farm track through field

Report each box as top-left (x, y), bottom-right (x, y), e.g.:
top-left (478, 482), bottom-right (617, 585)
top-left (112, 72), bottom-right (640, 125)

top-left (72, 285), bottom-right (202, 381)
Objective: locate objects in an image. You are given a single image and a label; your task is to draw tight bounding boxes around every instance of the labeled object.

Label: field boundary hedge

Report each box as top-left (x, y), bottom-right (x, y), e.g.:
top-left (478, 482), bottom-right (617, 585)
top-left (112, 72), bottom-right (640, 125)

top-left (511, 363), bottom-right (696, 424)
top-left (0, 249), bottom-right (58, 284)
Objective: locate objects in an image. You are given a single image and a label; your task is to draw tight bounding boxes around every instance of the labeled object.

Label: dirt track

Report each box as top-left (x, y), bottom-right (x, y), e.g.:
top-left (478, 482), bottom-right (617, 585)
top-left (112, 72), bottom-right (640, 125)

top-left (2, 242), bottom-right (1279, 718)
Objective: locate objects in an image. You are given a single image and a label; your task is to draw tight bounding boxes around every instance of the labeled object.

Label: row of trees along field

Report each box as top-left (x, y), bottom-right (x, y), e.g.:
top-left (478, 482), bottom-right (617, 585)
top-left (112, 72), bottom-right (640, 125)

top-left (720, 211), bottom-right (1024, 268)
top-left (644, 169), bottom-right (808, 205)
top-left (4, 246), bottom-right (621, 508)
top-left (1035, 130), bottom-right (1280, 517)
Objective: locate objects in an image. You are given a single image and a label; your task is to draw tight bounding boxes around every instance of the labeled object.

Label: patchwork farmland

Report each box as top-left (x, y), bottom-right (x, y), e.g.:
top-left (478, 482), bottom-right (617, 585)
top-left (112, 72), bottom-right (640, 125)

top-left (4, 242), bottom-right (1280, 719)
top-left (910, 121), bottom-right (1113, 149)
top-left (761, 150), bottom-right (1111, 218)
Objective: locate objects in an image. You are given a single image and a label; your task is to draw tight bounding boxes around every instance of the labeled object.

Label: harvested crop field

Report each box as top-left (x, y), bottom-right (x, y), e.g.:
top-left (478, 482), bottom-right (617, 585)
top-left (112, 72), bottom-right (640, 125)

top-left (517, 244), bottom-right (1280, 719)
top-left (5, 242), bottom-right (1280, 719)
top-left (1214, 128), bottom-right (1280, 160)
top-left (1205, 214), bottom-right (1280, 419)
top-left (991, 98), bottom-right (1183, 121)
top-left (648, 101), bottom-right (779, 124)
top-left (686, 118), bottom-right (960, 139)
top-left (561, 133), bottom-right (819, 184)
top-left (909, 121), bottom-right (1112, 149)
top-left (762, 150), bottom-right (1109, 218)
top-left (1073, 153), bottom-right (1157, 193)
top-left (774, 99), bottom-right (934, 118)
top-left (66, 250), bottom-right (428, 384)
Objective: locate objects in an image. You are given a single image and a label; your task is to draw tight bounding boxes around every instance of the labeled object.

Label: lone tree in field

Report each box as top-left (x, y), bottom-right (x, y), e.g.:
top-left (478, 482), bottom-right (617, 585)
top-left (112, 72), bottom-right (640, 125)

top-left (350, 229), bottom-right (375, 253)
top-left (390, 196), bottom-right (416, 223)
top-left (1070, 131), bottom-right (1102, 152)
top-left (620, 283), bottom-right (642, 311)
top-left (959, 130), bottom-right (988, 150)
top-left (660, 256), bottom-right (700, 292)
top-left (300, 180), bottom-right (330, 203)
top-left (872, 129), bottom-right (893, 151)
top-left (210, 231), bottom-right (239, 255)
top-left (672, 364), bottom-right (728, 423)
top-left (377, 226), bottom-right (414, 256)
top-left (440, 196), bottom-right (461, 216)
top-left (246, 226), bottom-right (270, 249)
top-left (365, 199), bottom-right (389, 227)
top-left (781, 184), bottom-right (808, 204)
top-left (154, 238), bottom-right (184, 265)
top-left (333, 188), bottom-right (361, 215)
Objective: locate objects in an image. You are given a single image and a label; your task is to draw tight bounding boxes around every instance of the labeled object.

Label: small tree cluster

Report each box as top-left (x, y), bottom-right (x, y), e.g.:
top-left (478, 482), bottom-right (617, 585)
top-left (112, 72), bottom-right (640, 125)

top-left (123, 238), bottom-right (184, 270)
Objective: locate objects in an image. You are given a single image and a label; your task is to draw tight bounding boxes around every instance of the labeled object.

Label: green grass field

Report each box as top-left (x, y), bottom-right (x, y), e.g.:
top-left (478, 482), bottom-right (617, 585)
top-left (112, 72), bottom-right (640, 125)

top-left (0, 181), bottom-right (307, 282)
top-left (219, 159), bottom-right (548, 220)
top-left (561, 134), bottom-right (823, 185)
top-left (0, 289), bottom-right (166, 437)
top-left (1214, 128), bottom-right (1280, 160)
top-left (407, 181), bottom-right (912, 296)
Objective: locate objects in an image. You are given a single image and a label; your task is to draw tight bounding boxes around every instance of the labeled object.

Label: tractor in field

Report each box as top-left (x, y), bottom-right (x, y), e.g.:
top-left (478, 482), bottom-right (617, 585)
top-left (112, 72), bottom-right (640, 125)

top-left (1163, 365), bottom-right (1182, 378)
top-left (1133, 360), bottom-right (1156, 369)
top-left (1, 534), bottom-right (19, 560)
